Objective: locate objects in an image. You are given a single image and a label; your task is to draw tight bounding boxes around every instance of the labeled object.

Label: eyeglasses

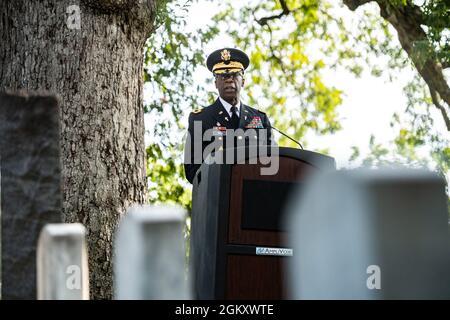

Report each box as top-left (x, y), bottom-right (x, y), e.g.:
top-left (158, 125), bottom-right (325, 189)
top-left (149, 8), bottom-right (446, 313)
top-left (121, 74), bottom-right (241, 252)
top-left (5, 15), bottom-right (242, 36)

top-left (215, 72), bottom-right (243, 80)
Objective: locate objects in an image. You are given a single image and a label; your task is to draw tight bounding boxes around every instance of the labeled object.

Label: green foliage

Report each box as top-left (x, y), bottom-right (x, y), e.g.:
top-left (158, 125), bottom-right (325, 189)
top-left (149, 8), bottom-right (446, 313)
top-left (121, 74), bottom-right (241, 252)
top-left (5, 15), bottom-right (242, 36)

top-left (146, 143), bottom-right (192, 210)
top-left (143, 0), bottom-right (219, 211)
top-left (144, 1), bottom-right (218, 121)
top-left (422, 0), bottom-right (450, 66)
top-left (153, 0), bottom-right (173, 30)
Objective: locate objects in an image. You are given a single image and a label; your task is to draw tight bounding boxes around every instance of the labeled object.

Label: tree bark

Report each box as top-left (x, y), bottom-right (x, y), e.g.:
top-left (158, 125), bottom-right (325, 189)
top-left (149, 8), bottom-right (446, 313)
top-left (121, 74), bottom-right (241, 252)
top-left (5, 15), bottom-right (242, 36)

top-left (0, 0), bottom-right (157, 299)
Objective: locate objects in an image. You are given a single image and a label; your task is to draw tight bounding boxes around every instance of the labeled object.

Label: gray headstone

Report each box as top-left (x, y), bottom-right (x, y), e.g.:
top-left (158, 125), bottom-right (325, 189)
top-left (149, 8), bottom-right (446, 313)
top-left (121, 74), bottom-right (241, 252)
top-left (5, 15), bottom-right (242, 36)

top-left (0, 92), bottom-right (62, 299)
top-left (286, 168), bottom-right (450, 299)
top-left (37, 223), bottom-right (89, 300)
top-left (114, 205), bottom-right (191, 299)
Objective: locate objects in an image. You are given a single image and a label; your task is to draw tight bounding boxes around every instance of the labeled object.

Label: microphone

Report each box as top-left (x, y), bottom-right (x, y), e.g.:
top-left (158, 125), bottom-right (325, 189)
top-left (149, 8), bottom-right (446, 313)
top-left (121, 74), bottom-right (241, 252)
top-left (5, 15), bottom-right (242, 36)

top-left (269, 125), bottom-right (304, 150)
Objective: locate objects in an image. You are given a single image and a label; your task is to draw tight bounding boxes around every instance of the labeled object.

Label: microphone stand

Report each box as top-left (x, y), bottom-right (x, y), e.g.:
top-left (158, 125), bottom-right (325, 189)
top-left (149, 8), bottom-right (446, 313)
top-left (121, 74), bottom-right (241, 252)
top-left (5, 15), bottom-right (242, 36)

top-left (270, 126), bottom-right (304, 150)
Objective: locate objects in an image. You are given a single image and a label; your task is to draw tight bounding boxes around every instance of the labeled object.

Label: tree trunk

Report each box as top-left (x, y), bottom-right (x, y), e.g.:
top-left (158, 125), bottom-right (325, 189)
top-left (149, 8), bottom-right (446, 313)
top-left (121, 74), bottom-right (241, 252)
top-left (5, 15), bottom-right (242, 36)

top-left (0, 0), bottom-right (157, 299)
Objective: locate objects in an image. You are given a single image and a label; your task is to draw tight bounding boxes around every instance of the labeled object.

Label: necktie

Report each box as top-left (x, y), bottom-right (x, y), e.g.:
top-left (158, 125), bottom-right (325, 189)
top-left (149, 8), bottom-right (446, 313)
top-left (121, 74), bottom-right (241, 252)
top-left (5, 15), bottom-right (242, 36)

top-left (230, 106), bottom-right (239, 129)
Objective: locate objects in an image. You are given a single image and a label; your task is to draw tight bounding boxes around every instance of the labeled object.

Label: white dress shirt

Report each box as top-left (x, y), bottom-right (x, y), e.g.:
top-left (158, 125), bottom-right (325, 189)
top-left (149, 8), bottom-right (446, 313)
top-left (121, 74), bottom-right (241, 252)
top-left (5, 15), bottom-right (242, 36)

top-left (219, 96), bottom-right (241, 118)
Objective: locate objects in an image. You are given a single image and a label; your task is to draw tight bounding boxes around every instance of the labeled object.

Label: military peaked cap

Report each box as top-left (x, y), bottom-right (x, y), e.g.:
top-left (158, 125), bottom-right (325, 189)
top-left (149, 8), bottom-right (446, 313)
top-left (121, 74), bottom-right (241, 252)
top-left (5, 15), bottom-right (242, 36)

top-left (206, 48), bottom-right (250, 74)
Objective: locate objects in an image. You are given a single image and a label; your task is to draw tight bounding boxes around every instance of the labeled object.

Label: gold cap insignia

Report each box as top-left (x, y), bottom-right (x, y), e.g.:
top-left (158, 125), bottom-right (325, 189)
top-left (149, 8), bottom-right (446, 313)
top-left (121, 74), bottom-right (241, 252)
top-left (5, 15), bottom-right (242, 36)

top-left (213, 61), bottom-right (244, 74)
top-left (221, 49), bottom-right (231, 62)
top-left (192, 108), bottom-right (202, 114)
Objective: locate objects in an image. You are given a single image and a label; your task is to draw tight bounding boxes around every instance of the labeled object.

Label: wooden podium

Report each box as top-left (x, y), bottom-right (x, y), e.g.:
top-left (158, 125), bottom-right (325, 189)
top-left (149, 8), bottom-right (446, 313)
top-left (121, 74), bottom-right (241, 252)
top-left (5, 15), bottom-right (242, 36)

top-left (190, 146), bottom-right (335, 299)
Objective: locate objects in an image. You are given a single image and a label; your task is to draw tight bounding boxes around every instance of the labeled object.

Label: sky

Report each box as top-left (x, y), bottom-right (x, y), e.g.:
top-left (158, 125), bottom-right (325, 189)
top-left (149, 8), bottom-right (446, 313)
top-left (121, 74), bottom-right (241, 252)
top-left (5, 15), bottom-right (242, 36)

top-left (144, 0), bottom-right (448, 171)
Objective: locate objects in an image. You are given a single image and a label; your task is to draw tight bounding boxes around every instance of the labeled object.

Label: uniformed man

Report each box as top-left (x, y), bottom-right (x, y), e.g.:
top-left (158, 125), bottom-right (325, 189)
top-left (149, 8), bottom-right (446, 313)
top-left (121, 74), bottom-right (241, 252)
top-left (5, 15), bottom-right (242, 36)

top-left (183, 48), bottom-right (273, 183)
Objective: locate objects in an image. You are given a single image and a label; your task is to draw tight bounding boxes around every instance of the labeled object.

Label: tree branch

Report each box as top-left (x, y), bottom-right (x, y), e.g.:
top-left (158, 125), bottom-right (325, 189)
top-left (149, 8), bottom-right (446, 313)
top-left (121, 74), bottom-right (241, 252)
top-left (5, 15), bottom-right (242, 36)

top-left (256, 0), bottom-right (291, 26)
top-left (430, 89), bottom-right (450, 131)
top-left (344, 0), bottom-right (426, 22)
top-left (266, 24), bottom-right (287, 74)
top-left (279, 0), bottom-right (290, 13)
top-left (376, 1), bottom-right (450, 130)
top-left (342, 0), bottom-right (373, 11)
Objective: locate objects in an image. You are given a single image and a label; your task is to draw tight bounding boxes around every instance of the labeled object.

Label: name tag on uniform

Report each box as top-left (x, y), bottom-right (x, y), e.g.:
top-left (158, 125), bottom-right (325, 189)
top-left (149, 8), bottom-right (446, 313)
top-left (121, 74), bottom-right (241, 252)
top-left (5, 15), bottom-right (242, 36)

top-left (212, 126), bottom-right (227, 136)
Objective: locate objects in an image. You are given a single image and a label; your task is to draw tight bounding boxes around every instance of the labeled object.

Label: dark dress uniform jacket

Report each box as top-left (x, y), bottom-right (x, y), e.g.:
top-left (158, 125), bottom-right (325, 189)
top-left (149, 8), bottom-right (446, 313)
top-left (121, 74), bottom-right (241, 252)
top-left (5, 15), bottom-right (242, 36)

top-left (184, 98), bottom-right (272, 183)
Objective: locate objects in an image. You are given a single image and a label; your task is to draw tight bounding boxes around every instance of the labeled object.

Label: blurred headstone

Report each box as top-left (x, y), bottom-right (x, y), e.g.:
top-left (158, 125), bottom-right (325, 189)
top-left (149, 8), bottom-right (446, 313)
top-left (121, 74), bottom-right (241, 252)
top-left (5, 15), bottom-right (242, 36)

top-left (37, 223), bottom-right (89, 300)
top-left (286, 168), bottom-right (450, 299)
top-left (0, 92), bottom-right (62, 299)
top-left (114, 205), bottom-right (191, 299)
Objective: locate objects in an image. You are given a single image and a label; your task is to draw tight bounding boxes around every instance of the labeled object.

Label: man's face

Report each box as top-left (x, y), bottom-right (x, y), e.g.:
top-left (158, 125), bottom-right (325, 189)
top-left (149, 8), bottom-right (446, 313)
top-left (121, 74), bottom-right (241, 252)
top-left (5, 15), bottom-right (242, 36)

top-left (215, 72), bottom-right (245, 105)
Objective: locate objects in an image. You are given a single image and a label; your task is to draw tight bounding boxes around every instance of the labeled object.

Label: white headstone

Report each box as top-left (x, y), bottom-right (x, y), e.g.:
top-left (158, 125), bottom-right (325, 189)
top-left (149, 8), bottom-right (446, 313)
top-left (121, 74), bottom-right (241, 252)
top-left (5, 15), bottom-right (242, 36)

top-left (114, 205), bottom-right (191, 299)
top-left (37, 223), bottom-right (89, 300)
top-left (286, 168), bottom-right (450, 299)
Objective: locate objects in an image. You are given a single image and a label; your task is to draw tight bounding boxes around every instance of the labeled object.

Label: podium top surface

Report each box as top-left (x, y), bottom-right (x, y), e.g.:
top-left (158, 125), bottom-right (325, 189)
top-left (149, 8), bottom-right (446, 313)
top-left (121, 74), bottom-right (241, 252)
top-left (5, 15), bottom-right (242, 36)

top-left (202, 146), bottom-right (336, 172)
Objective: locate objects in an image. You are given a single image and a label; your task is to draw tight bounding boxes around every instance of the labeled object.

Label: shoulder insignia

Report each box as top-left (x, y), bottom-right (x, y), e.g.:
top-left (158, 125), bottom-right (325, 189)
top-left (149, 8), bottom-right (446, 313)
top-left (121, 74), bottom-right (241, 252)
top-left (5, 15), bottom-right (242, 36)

top-left (192, 108), bottom-right (203, 114)
top-left (246, 105), bottom-right (266, 115)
